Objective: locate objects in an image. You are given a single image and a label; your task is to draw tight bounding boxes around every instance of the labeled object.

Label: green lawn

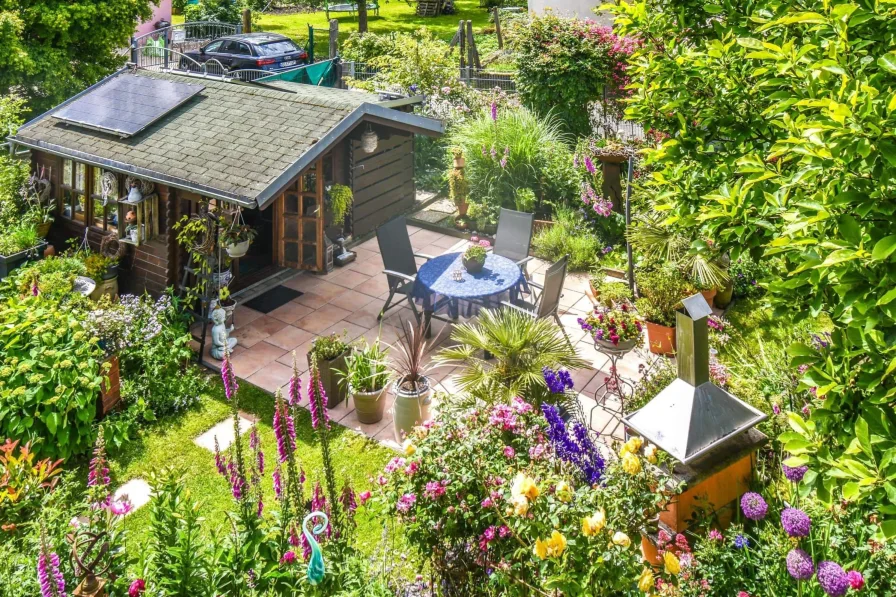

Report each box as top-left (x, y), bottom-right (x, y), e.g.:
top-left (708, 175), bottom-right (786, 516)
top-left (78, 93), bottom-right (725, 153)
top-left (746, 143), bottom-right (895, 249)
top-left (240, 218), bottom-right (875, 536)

top-left (102, 376), bottom-right (394, 554)
top-left (175, 0), bottom-right (495, 58)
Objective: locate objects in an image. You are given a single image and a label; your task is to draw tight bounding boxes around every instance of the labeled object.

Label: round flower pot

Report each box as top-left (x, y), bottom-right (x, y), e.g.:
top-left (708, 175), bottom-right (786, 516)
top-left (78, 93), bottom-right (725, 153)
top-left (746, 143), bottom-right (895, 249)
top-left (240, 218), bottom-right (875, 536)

top-left (595, 335), bottom-right (638, 356)
top-left (714, 280), bottom-right (734, 309)
top-left (102, 264), bottom-right (119, 280)
top-left (453, 157), bottom-right (465, 169)
top-left (454, 216), bottom-right (470, 231)
top-left (36, 221), bottom-right (52, 238)
top-left (393, 376), bottom-right (432, 442)
top-left (462, 257), bottom-right (485, 274)
top-left (351, 385), bottom-right (388, 424)
top-left (645, 321), bottom-right (676, 356)
top-left (456, 200), bottom-right (469, 217)
top-left (225, 240), bottom-right (250, 258)
top-left (700, 288), bottom-right (717, 308)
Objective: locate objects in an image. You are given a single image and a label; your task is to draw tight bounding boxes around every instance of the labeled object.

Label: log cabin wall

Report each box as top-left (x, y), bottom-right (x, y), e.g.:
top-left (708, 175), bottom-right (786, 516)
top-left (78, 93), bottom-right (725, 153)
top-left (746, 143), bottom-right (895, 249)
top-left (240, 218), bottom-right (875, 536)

top-left (349, 131), bottom-right (415, 239)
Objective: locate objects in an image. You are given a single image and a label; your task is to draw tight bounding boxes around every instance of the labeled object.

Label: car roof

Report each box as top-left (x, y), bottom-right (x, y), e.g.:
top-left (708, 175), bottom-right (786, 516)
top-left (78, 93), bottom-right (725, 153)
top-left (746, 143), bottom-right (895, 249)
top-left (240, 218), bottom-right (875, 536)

top-left (216, 33), bottom-right (292, 45)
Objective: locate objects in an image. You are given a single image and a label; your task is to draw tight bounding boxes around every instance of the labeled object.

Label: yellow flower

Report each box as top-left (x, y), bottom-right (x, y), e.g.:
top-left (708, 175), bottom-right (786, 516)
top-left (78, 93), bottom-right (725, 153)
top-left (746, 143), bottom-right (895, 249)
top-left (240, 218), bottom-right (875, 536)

top-left (511, 472), bottom-right (540, 500)
top-left (612, 531), bottom-right (631, 548)
top-left (555, 480), bottom-right (573, 502)
top-left (644, 443), bottom-right (658, 464)
top-left (581, 509), bottom-right (606, 537)
top-left (546, 530), bottom-right (567, 557)
top-left (533, 537), bottom-right (548, 560)
top-left (638, 568), bottom-right (655, 593)
top-left (512, 495), bottom-right (530, 516)
top-left (403, 441), bottom-right (416, 456)
top-left (622, 452), bottom-right (642, 475)
top-left (621, 437), bottom-right (643, 456)
top-left (664, 551), bottom-right (681, 575)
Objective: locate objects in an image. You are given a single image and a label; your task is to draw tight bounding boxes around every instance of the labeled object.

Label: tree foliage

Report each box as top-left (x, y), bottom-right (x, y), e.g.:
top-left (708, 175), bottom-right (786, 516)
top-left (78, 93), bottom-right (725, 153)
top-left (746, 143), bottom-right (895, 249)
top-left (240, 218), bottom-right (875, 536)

top-left (0, 0), bottom-right (155, 114)
top-left (609, 0), bottom-right (896, 527)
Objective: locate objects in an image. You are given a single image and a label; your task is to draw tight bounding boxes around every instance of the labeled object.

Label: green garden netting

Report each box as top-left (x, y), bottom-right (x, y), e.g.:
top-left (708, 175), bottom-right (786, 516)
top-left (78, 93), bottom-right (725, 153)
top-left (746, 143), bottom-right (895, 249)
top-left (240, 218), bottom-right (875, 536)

top-left (258, 60), bottom-right (336, 86)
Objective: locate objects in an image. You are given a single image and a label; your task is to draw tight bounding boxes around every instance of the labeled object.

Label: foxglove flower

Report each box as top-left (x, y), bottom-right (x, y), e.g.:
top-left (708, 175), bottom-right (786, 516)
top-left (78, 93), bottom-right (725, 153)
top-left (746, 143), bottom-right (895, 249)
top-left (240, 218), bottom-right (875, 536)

top-left (273, 466), bottom-right (282, 499)
top-left (214, 437), bottom-right (227, 475)
top-left (87, 429), bottom-right (110, 488)
top-left (273, 393), bottom-right (296, 463)
top-left (221, 351), bottom-right (238, 401)
top-left (308, 373), bottom-right (330, 430)
top-left (37, 537), bottom-right (65, 597)
top-left (490, 102), bottom-right (498, 122)
top-left (339, 484), bottom-right (358, 514)
top-left (288, 353), bottom-right (302, 407)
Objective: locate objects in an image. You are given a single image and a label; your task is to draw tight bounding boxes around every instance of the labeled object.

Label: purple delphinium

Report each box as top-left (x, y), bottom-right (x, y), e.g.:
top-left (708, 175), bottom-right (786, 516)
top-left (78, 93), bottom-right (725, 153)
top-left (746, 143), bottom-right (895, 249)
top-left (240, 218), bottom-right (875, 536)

top-left (786, 548), bottom-right (814, 581)
top-left (543, 366), bottom-right (574, 394)
top-left (783, 463), bottom-right (808, 483)
top-left (817, 561), bottom-right (849, 597)
top-left (37, 547), bottom-right (65, 597)
top-left (733, 534), bottom-right (749, 549)
top-left (740, 492), bottom-right (768, 521)
top-left (542, 403), bottom-right (605, 484)
top-left (781, 507), bottom-right (811, 538)
top-left (490, 102), bottom-right (498, 122)
top-left (221, 351), bottom-right (239, 401)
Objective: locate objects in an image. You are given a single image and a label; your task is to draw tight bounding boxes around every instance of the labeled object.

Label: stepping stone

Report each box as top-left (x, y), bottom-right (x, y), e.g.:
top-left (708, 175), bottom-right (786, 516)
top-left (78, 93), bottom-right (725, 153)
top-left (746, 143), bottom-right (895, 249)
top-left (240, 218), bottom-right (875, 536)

top-left (193, 415), bottom-right (254, 452)
top-left (113, 478), bottom-right (152, 514)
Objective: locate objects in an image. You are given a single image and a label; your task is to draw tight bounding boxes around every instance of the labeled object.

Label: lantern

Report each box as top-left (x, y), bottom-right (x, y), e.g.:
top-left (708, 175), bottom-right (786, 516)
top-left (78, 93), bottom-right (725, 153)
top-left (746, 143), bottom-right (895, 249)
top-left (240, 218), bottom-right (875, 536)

top-left (360, 125), bottom-right (378, 154)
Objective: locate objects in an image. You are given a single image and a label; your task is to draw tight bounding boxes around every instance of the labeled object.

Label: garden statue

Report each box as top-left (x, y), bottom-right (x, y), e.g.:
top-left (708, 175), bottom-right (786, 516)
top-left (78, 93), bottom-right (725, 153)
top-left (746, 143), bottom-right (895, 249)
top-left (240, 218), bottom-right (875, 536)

top-left (210, 306), bottom-right (237, 360)
top-left (124, 209), bottom-right (137, 240)
top-left (302, 511), bottom-right (328, 585)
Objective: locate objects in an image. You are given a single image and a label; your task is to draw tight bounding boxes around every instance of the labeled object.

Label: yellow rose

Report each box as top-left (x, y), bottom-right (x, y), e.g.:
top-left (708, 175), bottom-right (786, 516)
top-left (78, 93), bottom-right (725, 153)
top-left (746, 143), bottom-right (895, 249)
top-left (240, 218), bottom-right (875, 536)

top-left (622, 452), bottom-right (642, 475)
top-left (581, 509), bottom-right (606, 537)
top-left (621, 437), bottom-right (643, 456)
top-left (644, 443), bottom-right (658, 464)
top-left (403, 441), bottom-right (416, 456)
top-left (664, 551), bottom-right (681, 575)
top-left (638, 568), bottom-right (655, 593)
top-left (533, 537), bottom-right (548, 560)
top-left (547, 530), bottom-right (567, 557)
top-left (555, 480), bottom-right (573, 502)
top-left (512, 495), bottom-right (530, 516)
top-left (511, 472), bottom-right (540, 500)
top-left (612, 531), bottom-right (631, 548)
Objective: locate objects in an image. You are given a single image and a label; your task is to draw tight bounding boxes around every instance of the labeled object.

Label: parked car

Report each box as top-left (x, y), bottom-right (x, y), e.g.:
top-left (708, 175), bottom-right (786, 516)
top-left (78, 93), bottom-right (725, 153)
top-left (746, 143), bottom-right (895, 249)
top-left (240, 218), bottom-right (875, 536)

top-left (179, 33), bottom-right (308, 77)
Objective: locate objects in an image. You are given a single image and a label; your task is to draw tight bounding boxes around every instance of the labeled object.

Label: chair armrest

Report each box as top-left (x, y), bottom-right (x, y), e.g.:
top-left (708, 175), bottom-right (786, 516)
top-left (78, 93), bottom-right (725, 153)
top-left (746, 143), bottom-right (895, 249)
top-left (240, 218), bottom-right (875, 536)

top-left (528, 280), bottom-right (544, 291)
top-left (413, 253), bottom-right (434, 261)
top-left (500, 300), bottom-right (535, 316)
top-left (515, 256), bottom-right (534, 266)
top-left (382, 269), bottom-right (416, 283)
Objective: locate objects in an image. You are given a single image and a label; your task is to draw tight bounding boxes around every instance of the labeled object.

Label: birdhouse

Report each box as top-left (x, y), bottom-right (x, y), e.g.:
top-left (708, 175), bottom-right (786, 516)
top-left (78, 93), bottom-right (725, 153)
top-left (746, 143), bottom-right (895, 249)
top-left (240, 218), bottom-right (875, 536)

top-left (118, 177), bottom-right (158, 245)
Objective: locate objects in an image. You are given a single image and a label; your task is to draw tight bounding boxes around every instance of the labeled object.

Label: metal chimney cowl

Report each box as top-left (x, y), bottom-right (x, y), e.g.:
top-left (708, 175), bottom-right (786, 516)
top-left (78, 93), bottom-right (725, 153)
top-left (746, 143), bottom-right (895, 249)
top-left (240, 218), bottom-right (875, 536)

top-left (623, 294), bottom-right (768, 465)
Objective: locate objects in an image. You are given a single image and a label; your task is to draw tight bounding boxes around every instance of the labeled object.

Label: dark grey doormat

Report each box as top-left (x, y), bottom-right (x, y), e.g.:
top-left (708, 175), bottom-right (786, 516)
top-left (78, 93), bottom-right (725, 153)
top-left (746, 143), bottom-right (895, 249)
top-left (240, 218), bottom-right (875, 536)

top-left (243, 285), bottom-right (303, 313)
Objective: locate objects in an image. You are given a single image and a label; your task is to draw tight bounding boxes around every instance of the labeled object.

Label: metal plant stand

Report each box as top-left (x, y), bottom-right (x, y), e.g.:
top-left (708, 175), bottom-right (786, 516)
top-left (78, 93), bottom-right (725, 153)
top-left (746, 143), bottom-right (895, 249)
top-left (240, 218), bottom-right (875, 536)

top-left (587, 344), bottom-right (637, 438)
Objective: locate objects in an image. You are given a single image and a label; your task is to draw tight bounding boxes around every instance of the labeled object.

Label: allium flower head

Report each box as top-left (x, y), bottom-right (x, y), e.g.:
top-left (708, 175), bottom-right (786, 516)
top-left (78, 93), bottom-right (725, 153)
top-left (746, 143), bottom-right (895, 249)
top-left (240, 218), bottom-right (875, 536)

top-left (786, 548), bottom-right (814, 580)
top-left (781, 507), bottom-right (811, 538)
top-left (817, 561), bottom-right (849, 596)
top-left (740, 492), bottom-right (768, 521)
top-left (783, 463), bottom-right (809, 483)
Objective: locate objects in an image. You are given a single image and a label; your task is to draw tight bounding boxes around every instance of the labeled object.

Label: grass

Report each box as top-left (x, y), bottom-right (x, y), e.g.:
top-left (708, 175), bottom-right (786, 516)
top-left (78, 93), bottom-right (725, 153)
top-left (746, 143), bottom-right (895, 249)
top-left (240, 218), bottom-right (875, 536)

top-left (97, 375), bottom-right (395, 554)
top-left (174, 0), bottom-right (495, 58)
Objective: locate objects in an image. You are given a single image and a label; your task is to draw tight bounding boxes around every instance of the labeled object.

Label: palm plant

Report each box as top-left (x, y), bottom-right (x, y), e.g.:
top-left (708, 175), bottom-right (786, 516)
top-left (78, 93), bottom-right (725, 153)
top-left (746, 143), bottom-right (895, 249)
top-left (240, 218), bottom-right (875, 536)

top-left (437, 308), bottom-right (588, 404)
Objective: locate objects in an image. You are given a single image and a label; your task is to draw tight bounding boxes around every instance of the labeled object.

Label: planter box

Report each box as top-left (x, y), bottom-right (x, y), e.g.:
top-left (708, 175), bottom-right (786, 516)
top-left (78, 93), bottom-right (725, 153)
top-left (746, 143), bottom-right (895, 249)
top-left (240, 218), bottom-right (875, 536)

top-left (97, 355), bottom-right (122, 417)
top-left (308, 350), bottom-right (347, 408)
top-left (0, 242), bottom-right (48, 281)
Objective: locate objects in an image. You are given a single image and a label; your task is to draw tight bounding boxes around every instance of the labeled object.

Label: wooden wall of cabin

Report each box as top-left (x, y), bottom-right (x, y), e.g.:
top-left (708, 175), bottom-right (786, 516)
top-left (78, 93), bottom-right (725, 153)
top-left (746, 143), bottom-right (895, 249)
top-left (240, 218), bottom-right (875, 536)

top-left (31, 149), bottom-right (178, 297)
top-left (348, 130), bottom-right (415, 239)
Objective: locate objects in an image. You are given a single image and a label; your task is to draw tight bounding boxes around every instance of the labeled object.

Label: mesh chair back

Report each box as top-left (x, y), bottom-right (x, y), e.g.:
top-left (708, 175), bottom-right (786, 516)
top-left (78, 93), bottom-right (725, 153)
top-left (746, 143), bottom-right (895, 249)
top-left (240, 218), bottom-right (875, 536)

top-left (493, 208), bottom-right (534, 263)
top-left (537, 255), bottom-right (568, 318)
top-left (377, 216), bottom-right (418, 277)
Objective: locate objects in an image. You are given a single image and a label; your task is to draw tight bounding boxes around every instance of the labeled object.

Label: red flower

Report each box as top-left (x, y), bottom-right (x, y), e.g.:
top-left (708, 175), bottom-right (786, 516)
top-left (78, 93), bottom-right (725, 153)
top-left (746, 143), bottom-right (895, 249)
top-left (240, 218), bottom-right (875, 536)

top-left (128, 579), bottom-right (146, 597)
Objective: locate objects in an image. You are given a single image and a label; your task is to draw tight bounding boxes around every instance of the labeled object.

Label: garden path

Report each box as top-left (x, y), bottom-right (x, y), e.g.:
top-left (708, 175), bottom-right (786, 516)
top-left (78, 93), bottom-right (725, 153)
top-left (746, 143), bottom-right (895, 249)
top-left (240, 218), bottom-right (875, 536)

top-left (193, 224), bottom-right (648, 451)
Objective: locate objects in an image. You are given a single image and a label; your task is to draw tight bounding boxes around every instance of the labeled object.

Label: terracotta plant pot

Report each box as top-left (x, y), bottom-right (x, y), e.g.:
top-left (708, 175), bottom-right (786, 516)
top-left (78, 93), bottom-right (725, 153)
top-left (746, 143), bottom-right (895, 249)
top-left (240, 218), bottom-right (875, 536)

top-left (351, 385), bottom-right (388, 424)
top-left (43, 245), bottom-right (56, 257)
top-left (308, 350), bottom-right (348, 408)
top-left (393, 376), bottom-right (432, 442)
top-left (700, 288), bottom-right (717, 308)
top-left (645, 321), bottom-right (676, 356)
top-left (453, 157), bottom-right (465, 168)
top-left (463, 257), bottom-right (485, 274)
top-left (97, 355), bottom-right (122, 417)
top-left (456, 201), bottom-right (469, 217)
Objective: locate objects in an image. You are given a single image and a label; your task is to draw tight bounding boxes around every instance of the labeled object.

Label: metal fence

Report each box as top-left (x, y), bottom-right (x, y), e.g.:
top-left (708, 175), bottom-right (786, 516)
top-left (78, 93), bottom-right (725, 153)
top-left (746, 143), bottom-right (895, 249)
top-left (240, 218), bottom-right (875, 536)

top-left (342, 61), bottom-right (379, 82)
top-left (342, 61), bottom-right (518, 92)
top-left (130, 21), bottom-right (241, 70)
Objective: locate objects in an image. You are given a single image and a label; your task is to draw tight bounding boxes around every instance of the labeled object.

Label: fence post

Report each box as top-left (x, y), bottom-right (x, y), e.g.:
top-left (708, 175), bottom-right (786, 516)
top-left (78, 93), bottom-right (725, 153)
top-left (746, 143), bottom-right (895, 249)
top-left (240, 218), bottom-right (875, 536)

top-left (130, 35), bottom-right (137, 64)
top-left (493, 7), bottom-right (503, 49)
top-left (458, 20), bottom-right (466, 71)
top-left (329, 19), bottom-right (338, 59)
top-left (308, 24), bottom-right (315, 62)
top-left (242, 9), bottom-right (252, 33)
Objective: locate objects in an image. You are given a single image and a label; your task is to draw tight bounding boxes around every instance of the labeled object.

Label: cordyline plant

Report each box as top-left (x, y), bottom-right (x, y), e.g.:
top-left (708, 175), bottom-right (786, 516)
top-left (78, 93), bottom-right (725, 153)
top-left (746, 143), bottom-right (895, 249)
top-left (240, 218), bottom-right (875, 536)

top-left (606, 0), bottom-right (896, 532)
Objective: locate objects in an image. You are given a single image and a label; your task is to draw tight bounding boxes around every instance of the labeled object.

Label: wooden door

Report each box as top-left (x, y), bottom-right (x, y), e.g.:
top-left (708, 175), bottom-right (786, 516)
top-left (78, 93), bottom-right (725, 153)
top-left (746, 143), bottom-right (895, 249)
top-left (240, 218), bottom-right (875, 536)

top-left (279, 158), bottom-right (324, 271)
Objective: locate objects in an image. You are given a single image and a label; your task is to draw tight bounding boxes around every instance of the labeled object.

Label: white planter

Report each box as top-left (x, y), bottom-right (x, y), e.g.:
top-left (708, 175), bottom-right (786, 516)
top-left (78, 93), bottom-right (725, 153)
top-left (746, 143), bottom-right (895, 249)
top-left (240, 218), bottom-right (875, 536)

top-left (225, 240), bottom-right (250, 258)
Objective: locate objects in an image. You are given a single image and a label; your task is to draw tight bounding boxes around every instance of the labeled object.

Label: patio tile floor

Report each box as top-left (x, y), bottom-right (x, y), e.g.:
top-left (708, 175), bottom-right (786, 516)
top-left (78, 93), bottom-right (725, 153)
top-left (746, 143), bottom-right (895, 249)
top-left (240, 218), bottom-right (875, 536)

top-left (215, 223), bottom-right (658, 452)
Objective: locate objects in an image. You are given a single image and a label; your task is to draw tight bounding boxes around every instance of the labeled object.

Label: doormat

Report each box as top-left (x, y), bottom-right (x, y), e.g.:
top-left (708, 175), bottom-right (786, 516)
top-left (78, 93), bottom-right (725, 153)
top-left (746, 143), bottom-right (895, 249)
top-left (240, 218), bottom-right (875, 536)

top-left (243, 285), bottom-right (303, 314)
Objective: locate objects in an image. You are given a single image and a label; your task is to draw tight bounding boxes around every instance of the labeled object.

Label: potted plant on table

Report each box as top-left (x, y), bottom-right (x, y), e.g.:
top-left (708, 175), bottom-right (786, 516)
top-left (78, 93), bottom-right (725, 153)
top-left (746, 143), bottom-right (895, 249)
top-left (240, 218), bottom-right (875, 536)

top-left (634, 267), bottom-right (693, 356)
top-left (308, 332), bottom-right (349, 408)
top-left (338, 338), bottom-right (390, 424)
top-left (579, 302), bottom-right (643, 355)
top-left (462, 243), bottom-right (488, 274)
top-left (390, 319), bottom-right (434, 442)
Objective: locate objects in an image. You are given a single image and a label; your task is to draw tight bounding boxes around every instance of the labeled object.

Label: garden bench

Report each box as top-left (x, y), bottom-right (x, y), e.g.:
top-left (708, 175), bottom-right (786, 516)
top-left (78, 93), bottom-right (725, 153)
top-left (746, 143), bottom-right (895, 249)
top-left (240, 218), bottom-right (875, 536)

top-left (325, 0), bottom-right (380, 19)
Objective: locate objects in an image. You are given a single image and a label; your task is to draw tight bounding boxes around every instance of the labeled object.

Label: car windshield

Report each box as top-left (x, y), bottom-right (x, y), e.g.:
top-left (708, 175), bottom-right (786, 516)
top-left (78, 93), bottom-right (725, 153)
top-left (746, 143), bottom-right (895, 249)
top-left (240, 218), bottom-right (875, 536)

top-left (256, 41), bottom-right (300, 56)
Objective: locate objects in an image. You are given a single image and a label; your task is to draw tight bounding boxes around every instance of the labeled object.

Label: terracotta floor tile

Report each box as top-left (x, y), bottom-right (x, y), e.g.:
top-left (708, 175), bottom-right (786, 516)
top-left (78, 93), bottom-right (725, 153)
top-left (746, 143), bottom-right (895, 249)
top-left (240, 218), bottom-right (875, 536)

top-left (339, 407), bottom-right (393, 439)
top-left (246, 361), bottom-right (295, 394)
top-left (265, 325), bottom-right (315, 351)
top-left (267, 301), bottom-right (314, 324)
top-left (231, 323), bottom-right (274, 349)
top-left (355, 238), bottom-right (380, 254)
top-left (275, 337), bottom-right (317, 369)
top-left (282, 274), bottom-right (321, 292)
top-left (352, 246), bottom-right (379, 263)
top-left (295, 303), bottom-right (352, 334)
top-left (575, 340), bottom-right (610, 371)
top-left (559, 289), bottom-right (586, 310)
top-left (343, 302), bottom-right (382, 330)
top-left (328, 269), bottom-right (371, 289)
top-left (295, 290), bottom-right (329, 309)
top-left (346, 259), bottom-right (385, 278)
top-left (430, 234), bottom-right (465, 250)
top-left (232, 305), bottom-right (264, 328)
top-left (311, 280), bottom-right (350, 302)
top-left (328, 291), bottom-right (376, 313)
top-left (231, 341), bottom-right (287, 379)
top-left (354, 275), bottom-right (390, 298)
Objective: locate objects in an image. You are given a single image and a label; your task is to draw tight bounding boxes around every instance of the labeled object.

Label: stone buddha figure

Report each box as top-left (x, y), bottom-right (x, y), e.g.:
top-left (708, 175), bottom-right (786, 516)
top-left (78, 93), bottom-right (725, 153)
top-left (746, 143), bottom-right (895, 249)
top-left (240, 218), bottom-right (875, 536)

top-left (210, 306), bottom-right (237, 360)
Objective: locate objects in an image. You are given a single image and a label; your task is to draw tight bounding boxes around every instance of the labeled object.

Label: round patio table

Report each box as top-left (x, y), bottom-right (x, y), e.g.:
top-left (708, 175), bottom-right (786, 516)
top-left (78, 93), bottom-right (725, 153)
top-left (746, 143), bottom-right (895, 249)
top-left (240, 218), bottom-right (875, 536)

top-left (414, 252), bottom-right (522, 337)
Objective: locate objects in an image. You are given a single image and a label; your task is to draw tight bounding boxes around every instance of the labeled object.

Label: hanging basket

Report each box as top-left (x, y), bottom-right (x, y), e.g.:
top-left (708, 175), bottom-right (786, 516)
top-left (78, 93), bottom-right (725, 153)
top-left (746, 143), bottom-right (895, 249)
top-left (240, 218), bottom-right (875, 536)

top-left (225, 240), bottom-right (250, 258)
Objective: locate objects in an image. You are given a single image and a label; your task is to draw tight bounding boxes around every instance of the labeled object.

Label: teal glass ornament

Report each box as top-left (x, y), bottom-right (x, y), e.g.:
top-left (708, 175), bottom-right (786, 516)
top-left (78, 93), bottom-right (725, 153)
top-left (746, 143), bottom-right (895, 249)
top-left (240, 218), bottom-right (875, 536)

top-left (303, 511), bottom-right (328, 585)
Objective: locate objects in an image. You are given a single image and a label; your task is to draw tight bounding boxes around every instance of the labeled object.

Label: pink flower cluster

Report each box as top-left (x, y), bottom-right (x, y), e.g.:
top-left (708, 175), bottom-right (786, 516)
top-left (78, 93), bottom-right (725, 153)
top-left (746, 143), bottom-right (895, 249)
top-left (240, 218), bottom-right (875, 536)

top-left (424, 480), bottom-right (448, 500)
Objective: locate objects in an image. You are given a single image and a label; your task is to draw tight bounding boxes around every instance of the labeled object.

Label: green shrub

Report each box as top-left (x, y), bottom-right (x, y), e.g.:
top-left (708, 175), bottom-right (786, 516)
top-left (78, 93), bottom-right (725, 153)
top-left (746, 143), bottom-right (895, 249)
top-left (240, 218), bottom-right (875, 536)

top-left (0, 224), bottom-right (39, 257)
top-left (634, 266), bottom-right (694, 327)
top-left (9, 256), bottom-right (87, 302)
top-left (0, 297), bottom-right (105, 459)
top-left (729, 255), bottom-right (768, 299)
top-left (532, 208), bottom-right (602, 271)
top-left (341, 31), bottom-right (395, 63)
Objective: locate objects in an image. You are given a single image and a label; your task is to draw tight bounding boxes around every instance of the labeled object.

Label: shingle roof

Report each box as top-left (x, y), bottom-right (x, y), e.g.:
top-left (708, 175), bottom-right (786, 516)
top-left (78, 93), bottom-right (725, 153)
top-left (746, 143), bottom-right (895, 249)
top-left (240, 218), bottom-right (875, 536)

top-left (11, 69), bottom-right (441, 207)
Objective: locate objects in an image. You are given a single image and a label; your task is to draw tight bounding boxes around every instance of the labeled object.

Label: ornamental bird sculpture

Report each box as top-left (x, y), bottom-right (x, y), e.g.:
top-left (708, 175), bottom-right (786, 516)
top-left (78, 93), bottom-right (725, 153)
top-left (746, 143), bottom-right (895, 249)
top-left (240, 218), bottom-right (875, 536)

top-left (302, 512), bottom-right (328, 585)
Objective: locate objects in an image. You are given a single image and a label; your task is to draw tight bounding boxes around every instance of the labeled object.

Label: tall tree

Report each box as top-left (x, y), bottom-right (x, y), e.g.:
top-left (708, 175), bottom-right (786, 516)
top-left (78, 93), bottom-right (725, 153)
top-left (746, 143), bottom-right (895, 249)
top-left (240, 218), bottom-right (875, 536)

top-left (0, 0), bottom-right (155, 115)
top-left (357, 2), bottom-right (368, 34)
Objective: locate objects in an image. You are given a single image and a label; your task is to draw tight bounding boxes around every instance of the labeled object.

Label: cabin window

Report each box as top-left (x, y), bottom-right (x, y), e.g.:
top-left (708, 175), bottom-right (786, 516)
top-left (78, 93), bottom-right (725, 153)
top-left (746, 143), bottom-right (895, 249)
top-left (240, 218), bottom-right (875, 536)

top-left (60, 159), bottom-right (121, 232)
top-left (90, 169), bottom-right (119, 230)
top-left (61, 160), bottom-right (87, 223)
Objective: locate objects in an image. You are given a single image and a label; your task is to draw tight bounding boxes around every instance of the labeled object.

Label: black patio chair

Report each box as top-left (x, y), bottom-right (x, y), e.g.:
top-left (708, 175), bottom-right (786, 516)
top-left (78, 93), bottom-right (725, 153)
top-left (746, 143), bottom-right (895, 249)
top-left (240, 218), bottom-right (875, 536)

top-left (376, 216), bottom-right (433, 324)
top-left (502, 255), bottom-right (572, 348)
top-left (492, 208), bottom-right (535, 293)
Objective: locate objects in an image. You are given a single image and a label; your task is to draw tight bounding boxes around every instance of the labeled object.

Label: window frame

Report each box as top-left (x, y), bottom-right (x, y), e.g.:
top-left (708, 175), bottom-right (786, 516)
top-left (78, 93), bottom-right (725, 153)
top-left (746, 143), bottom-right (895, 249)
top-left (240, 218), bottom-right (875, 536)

top-left (58, 158), bottom-right (120, 232)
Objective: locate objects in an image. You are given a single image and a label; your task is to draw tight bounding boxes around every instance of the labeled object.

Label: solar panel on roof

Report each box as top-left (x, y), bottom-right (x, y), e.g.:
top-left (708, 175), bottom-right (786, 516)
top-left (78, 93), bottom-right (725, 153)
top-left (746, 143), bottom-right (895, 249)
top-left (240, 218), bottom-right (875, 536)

top-left (53, 75), bottom-right (204, 138)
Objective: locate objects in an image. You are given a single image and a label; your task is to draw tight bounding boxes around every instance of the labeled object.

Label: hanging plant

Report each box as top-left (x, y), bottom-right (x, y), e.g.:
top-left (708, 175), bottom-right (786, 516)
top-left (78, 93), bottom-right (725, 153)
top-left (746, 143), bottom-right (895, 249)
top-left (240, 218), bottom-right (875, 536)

top-left (327, 184), bottom-right (353, 225)
top-left (220, 208), bottom-right (257, 258)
